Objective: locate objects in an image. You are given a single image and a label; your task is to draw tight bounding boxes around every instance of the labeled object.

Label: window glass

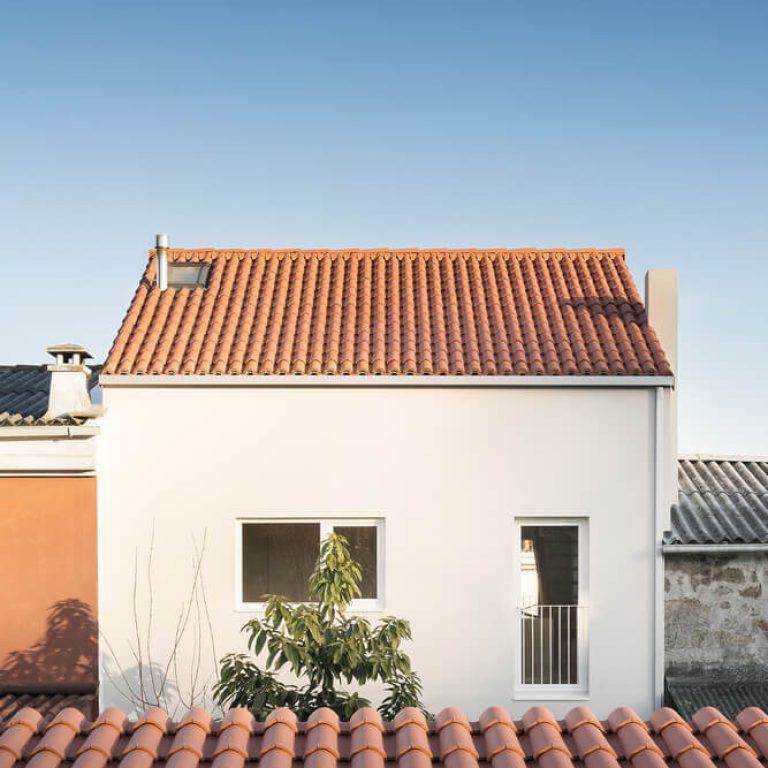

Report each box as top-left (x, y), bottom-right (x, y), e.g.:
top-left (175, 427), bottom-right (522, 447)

top-left (520, 525), bottom-right (578, 606)
top-left (335, 525), bottom-right (377, 599)
top-left (242, 522), bottom-right (320, 602)
top-left (168, 263), bottom-right (210, 288)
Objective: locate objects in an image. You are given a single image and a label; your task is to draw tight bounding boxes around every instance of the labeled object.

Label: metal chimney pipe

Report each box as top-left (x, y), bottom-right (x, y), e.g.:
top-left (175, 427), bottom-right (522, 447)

top-left (156, 233), bottom-right (169, 290)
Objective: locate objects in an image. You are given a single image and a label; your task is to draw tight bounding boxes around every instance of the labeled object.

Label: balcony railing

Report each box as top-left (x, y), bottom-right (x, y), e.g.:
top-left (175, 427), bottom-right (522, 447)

top-left (518, 604), bottom-right (587, 686)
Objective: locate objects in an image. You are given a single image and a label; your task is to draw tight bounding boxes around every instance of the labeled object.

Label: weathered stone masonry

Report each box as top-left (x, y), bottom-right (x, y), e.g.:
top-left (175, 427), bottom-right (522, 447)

top-left (665, 552), bottom-right (768, 678)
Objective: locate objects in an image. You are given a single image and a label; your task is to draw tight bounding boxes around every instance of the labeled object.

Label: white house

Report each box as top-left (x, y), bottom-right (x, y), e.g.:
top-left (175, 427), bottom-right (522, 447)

top-left (97, 242), bottom-right (678, 718)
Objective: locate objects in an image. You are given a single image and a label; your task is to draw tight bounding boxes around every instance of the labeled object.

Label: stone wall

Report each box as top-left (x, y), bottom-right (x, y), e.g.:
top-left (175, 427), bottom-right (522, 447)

top-left (665, 552), bottom-right (768, 678)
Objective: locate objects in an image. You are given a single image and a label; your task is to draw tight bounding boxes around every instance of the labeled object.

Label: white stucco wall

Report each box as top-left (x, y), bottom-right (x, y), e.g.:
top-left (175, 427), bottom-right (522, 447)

top-left (98, 383), bottom-right (660, 718)
top-left (0, 426), bottom-right (98, 474)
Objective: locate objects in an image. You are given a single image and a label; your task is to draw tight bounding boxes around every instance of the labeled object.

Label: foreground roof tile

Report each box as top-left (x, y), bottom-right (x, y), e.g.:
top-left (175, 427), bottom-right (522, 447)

top-left (735, 708), bottom-right (768, 760)
top-left (0, 708), bottom-right (42, 768)
top-left (648, 708), bottom-right (713, 768)
top-left (564, 706), bottom-right (620, 768)
top-left (4, 705), bottom-right (764, 768)
top-left (690, 708), bottom-right (760, 768)
top-left (103, 249), bottom-right (672, 377)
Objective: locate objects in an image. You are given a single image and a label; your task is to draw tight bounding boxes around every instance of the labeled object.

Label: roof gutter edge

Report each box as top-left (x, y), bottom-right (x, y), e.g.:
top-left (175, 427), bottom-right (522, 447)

top-left (99, 374), bottom-right (674, 388)
top-left (0, 425), bottom-right (99, 438)
top-left (663, 543), bottom-right (768, 554)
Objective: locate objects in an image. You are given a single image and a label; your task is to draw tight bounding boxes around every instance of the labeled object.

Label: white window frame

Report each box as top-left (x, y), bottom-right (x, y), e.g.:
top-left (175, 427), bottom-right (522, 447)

top-left (235, 518), bottom-right (385, 612)
top-left (512, 516), bottom-right (589, 699)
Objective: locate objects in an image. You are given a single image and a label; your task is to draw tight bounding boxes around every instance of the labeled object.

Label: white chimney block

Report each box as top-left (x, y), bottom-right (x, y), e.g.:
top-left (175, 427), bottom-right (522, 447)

top-left (45, 344), bottom-right (96, 419)
top-left (645, 268), bottom-right (678, 375)
top-left (645, 268), bottom-right (679, 527)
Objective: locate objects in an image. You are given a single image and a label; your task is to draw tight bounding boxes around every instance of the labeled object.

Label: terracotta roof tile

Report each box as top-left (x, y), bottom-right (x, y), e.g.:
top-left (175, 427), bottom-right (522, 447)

top-left (26, 707), bottom-right (85, 768)
top-left (648, 708), bottom-right (713, 768)
top-left (735, 708), bottom-right (768, 760)
top-left (564, 706), bottom-right (620, 768)
top-left (478, 707), bottom-right (525, 768)
top-left (103, 250), bottom-right (672, 377)
top-left (349, 708), bottom-right (385, 768)
top-left (0, 708), bottom-right (42, 768)
top-left (690, 708), bottom-right (761, 768)
top-left (7, 705), bottom-right (763, 768)
top-left (393, 707), bottom-right (431, 768)
top-left (606, 707), bottom-right (666, 768)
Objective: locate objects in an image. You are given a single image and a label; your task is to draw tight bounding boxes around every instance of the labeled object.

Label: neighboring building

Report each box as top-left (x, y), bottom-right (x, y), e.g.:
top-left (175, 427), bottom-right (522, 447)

top-left (98, 244), bottom-right (678, 717)
top-left (0, 346), bottom-right (101, 718)
top-left (664, 456), bottom-right (768, 718)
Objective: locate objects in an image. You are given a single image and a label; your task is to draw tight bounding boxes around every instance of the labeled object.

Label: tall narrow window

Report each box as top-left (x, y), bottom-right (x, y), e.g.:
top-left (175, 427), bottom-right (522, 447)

top-left (517, 519), bottom-right (587, 692)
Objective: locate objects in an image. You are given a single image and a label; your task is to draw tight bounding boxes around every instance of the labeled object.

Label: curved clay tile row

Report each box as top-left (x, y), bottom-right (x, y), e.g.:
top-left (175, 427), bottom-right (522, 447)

top-left (120, 707), bottom-right (169, 768)
top-left (9, 704), bottom-right (766, 768)
top-left (607, 706), bottom-right (667, 768)
top-left (349, 708), bottom-right (385, 768)
top-left (478, 706), bottom-right (525, 768)
top-left (23, 708), bottom-right (85, 768)
top-left (436, 707), bottom-right (479, 768)
top-left (393, 707), bottom-right (431, 768)
top-left (692, 708), bottom-right (761, 768)
top-left (73, 707), bottom-right (127, 768)
top-left (522, 706), bottom-right (572, 768)
top-left (256, 708), bottom-right (292, 768)
top-left (0, 708), bottom-right (42, 768)
top-left (212, 708), bottom-right (254, 768)
top-left (736, 707), bottom-right (768, 760)
top-left (564, 706), bottom-right (620, 768)
top-left (102, 249), bottom-right (672, 377)
top-left (648, 708), bottom-right (713, 768)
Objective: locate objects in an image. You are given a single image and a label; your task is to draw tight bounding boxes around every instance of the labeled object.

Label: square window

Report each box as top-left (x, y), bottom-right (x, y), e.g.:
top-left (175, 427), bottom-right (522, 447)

top-left (238, 520), bottom-right (383, 609)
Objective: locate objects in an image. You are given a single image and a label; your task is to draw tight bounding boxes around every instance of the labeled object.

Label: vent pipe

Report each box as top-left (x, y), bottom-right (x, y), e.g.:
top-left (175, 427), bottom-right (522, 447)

top-left (156, 233), bottom-right (169, 290)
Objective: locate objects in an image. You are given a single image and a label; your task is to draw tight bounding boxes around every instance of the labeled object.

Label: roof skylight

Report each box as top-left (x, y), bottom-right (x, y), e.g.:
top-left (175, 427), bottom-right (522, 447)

top-left (167, 262), bottom-right (210, 289)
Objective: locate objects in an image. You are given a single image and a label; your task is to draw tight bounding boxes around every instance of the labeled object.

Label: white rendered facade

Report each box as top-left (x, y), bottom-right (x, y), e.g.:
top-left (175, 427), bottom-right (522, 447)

top-left (97, 378), bottom-right (672, 718)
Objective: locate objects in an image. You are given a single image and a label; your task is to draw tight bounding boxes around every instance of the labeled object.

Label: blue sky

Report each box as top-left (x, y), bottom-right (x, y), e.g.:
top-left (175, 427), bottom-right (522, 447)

top-left (1, 1), bottom-right (766, 454)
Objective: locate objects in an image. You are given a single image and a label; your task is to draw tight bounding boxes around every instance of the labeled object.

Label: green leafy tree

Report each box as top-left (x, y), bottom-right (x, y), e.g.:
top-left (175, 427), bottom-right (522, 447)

top-left (214, 533), bottom-right (429, 720)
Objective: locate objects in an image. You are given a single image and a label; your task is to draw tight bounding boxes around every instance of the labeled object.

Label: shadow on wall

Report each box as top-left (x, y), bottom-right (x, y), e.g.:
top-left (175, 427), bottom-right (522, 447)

top-left (0, 599), bottom-right (97, 691)
top-left (100, 658), bottom-right (183, 718)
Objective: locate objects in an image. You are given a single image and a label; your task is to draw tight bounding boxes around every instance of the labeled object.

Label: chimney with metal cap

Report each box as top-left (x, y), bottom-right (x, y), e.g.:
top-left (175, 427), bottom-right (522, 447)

top-left (156, 233), bottom-right (169, 290)
top-left (45, 344), bottom-right (96, 419)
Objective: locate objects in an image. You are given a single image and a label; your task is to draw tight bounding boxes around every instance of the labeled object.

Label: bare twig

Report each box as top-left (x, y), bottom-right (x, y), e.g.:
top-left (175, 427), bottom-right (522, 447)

top-left (101, 530), bottom-right (217, 715)
top-left (131, 549), bottom-right (146, 706)
top-left (146, 521), bottom-right (159, 702)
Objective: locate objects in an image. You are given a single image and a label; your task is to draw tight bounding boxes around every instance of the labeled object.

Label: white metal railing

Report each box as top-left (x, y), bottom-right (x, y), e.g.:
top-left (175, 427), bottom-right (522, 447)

top-left (518, 604), bottom-right (587, 686)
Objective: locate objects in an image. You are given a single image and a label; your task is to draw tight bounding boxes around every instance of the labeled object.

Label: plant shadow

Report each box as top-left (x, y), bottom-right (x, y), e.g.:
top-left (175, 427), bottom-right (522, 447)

top-left (0, 598), bottom-right (97, 691)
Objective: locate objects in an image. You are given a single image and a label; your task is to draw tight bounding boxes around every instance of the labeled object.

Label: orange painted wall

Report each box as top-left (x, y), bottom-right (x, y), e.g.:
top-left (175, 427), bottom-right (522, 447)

top-left (0, 477), bottom-right (97, 690)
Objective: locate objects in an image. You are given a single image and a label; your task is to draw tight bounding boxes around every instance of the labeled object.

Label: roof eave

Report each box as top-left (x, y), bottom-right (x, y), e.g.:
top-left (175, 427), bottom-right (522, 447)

top-left (0, 424), bottom-right (99, 438)
top-left (99, 374), bottom-right (674, 388)
top-left (663, 543), bottom-right (768, 554)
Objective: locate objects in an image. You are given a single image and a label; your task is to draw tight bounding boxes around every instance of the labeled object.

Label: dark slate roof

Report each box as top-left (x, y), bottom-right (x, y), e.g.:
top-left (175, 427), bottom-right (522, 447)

top-left (0, 364), bottom-right (102, 426)
top-left (666, 677), bottom-right (768, 721)
top-left (666, 457), bottom-right (768, 545)
top-left (0, 690), bottom-right (96, 722)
